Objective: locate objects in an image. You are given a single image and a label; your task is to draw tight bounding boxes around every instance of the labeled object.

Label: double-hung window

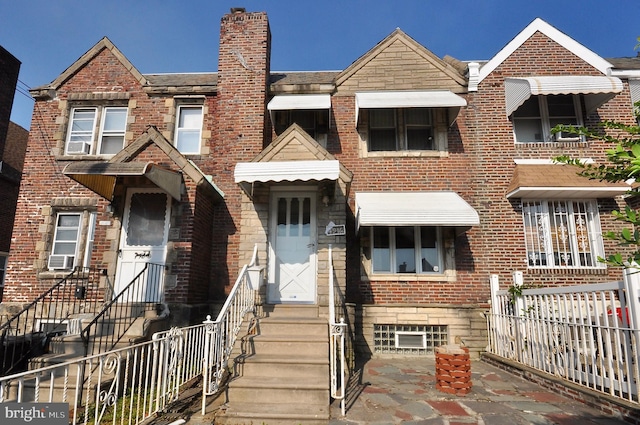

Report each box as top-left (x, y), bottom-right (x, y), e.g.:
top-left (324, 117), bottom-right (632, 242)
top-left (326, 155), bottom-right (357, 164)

top-left (522, 200), bottom-right (604, 269)
top-left (175, 105), bottom-right (203, 154)
top-left (368, 108), bottom-right (434, 152)
top-left (371, 226), bottom-right (441, 274)
top-left (48, 213), bottom-right (82, 270)
top-left (512, 94), bottom-right (582, 143)
top-left (66, 106), bottom-right (127, 155)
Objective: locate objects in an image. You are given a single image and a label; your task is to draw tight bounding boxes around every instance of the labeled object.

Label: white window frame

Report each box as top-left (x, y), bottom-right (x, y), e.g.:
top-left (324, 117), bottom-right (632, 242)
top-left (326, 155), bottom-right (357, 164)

top-left (175, 105), bottom-right (203, 154)
top-left (48, 212), bottom-right (82, 271)
top-left (97, 107), bottom-right (128, 155)
top-left (370, 226), bottom-right (442, 274)
top-left (66, 107), bottom-right (97, 154)
top-left (82, 212), bottom-right (97, 269)
top-left (512, 94), bottom-right (583, 143)
top-left (66, 106), bottom-right (128, 155)
top-left (522, 199), bottom-right (605, 269)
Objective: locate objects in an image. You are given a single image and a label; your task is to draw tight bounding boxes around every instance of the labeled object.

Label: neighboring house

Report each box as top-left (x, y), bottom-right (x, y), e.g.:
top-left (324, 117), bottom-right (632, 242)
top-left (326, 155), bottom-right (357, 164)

top-left (0, 45), bottom-right (28, 302)
top-left (3, 8), bottom-right (640, 363)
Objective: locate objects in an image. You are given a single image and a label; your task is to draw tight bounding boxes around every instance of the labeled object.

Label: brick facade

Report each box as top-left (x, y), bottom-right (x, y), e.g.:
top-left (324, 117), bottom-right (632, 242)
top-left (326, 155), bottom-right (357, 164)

top-left (4, 10), bottom-right (639, 358)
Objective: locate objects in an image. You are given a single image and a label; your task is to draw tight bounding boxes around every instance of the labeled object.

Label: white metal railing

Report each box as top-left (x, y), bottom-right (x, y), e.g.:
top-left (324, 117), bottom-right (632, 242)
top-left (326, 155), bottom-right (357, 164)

top-left (201, 245), bottom-right (258, 414)
top-left (328, 244), bottom-right (347, 416)
top-left (0, 322), bottom-right (208, 425)
top-left (487, 268), bottom-right (640, 404)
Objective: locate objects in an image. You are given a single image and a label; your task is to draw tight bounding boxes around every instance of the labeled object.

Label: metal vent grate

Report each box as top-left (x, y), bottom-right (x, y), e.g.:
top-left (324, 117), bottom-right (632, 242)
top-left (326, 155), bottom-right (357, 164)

top-left (374, 324), bottom-right (448, 355)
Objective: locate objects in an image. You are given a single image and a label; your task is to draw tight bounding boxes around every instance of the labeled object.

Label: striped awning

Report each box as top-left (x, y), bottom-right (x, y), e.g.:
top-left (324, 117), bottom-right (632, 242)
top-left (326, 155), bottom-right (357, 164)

top-left (504, 76), bottom-right (623, 116)
top-left (355, 191), bottom-right (479, 229)
top-left (355, 90), bottom-right (467, 125)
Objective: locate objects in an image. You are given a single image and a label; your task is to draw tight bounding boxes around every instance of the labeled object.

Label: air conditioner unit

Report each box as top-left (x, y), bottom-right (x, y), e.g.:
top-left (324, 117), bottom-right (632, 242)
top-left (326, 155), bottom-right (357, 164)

top-left (66, 141), bottom-right (91, 154)
top-left (48, 254), bottom-right (75, 270)
top-left (554, 132), bottom-right (581, 143)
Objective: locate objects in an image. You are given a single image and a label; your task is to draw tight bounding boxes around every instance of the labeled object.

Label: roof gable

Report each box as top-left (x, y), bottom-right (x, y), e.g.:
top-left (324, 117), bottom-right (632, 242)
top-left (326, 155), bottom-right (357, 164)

top-left (48, 37), bottom-right (146, 90)
top-left (335, 29), bottom-right (466, 92)
top-left (111, 126), bottom-right (223, 197)
top-left (478, 18), bottom-right (613, 83)
top-left (251, 124), bottom-right (353, 182)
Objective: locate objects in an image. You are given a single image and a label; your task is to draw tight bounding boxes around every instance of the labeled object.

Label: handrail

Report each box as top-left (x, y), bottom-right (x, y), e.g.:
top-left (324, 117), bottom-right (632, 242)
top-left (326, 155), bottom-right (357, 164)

top-left (201, 244), bottom-right (258, 414)
top-left (328, 243), bottom-right (347, 416)
top-left (0, 267), bottom-right (103, 375)
top-left (81, 262), bottom-right (165, 356)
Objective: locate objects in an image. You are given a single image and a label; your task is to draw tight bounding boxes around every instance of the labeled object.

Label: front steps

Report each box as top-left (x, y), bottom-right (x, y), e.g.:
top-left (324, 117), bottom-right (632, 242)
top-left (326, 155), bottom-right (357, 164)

top-left (216, 304), bottom-right (330, 425)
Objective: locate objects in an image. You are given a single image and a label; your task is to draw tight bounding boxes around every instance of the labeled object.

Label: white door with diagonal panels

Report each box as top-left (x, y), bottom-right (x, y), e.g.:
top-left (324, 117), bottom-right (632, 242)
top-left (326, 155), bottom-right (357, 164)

top-left (268, 190), bottom-right (317, 304)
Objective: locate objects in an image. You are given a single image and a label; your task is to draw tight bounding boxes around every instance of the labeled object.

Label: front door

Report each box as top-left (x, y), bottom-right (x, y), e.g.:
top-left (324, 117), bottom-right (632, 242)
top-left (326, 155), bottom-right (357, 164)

top-left (114, 188), bottom-right (170, 302)
top-left (268, 190), bottom-right (317, 304)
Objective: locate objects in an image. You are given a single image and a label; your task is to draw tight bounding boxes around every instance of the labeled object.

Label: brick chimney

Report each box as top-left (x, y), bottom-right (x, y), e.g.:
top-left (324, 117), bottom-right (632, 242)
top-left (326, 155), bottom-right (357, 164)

top-left (217, 8), bottom-right (271, 161)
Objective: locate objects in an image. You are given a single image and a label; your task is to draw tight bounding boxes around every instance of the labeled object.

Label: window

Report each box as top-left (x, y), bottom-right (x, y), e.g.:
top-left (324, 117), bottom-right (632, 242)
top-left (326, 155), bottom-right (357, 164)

top-left (512, 94), bottom-right (582, 143)
top-left (367, 108), bottom-right (434, 152)
top-left (0, 254), bottom-right (6, 302)
top-left (371, 226), bottom-right (441, 274)
top-left (66, 106), bottom-right (127, 155)
top-left (175, 105), bottom-right (203, 154)
top-left (273, 109), bottom-right (329, 146)
top-left (48, 213), bottom-right (82, 270)
top-left (522, 200), bottom-right (604, 269)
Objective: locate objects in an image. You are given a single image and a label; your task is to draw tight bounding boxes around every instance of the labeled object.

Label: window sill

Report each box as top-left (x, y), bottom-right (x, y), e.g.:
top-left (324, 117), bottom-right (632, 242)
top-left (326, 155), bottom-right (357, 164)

top-left (362, 150), bottom-right (448, 159)
top-left (514, 140), bottom-right (588, 149)
top-left (526, 267), bottom-right (608, 275)
top-left (56, 154), bottom-right (114, 161)
top-left (361, 272), bottom-right (456, 282)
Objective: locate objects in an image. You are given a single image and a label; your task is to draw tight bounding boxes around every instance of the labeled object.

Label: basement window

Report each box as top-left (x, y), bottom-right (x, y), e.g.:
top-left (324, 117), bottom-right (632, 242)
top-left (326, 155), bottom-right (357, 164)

top-left (374, 324), bottom-right (448, 355)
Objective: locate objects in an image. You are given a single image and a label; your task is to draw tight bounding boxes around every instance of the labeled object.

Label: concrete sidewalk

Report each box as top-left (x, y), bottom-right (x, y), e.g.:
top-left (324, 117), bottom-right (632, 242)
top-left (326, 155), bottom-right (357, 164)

top-left (329, 357), bottom-right (630, 425)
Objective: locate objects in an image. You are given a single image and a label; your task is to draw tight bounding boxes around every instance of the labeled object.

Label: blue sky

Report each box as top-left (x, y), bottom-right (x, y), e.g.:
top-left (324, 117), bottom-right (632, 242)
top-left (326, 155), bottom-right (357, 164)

top-left (1, 0), bottom-right (639, 130)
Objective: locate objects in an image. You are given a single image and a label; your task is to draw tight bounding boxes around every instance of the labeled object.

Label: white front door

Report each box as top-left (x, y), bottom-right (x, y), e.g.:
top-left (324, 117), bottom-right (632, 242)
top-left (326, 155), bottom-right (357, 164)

top-left (114, 189), bottom-right (170, 302)
top-left (268, 191), bottom-right (317, 304)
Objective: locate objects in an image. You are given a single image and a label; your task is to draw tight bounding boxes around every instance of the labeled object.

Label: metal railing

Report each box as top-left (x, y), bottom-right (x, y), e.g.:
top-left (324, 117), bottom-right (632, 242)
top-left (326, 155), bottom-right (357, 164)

top-left (0, 322), bottom-right (207, 425)
top-left (0, 267), bottom-right (104, 375)
top-left (81, 262), bottom-right (166, 357)
top-left (328, 244), bottom-right (347, 417)
top-left (487, 269), bottom-right (640, 404)
top-left (201, 245), bottom-right (258, 414)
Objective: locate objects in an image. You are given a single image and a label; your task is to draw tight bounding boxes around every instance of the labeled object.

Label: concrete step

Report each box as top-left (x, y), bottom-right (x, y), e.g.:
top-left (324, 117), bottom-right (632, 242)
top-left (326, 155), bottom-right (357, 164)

top-left (243, 334), bottom-right (328, 356)
top-left (218, 401), bottom-right (330, 425)
top-left (233, 353), bottom-right (328, 379)
top-left (260, 304), bottom-right (319, 319)
top-left (227, 375), bottom-right (328, 405)
top-left (216, 305), bottom-right (331, 424)
top-left (256, 316), bottom-right (328, 337)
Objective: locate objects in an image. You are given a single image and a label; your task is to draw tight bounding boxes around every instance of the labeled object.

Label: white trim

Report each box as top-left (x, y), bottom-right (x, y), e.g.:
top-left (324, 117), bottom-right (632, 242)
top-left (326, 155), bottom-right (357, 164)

top-left (477, 18), bottom-right (614, 85)
top-left (267, 94), bottom-right (331, 111)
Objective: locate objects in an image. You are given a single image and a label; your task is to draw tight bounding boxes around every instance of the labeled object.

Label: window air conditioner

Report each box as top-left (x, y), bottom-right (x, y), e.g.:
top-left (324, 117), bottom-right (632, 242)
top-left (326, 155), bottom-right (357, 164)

top-left (48, 255), bottom-right (75, 270)
top-left (554, 132), bottom-right (581, 143)
top-left (66, 141), bottom-right (91, 154)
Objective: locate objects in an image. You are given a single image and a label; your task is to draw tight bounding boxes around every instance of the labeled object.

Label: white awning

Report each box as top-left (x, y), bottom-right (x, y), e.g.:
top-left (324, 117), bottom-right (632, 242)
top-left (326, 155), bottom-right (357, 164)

top-left (267, 94), bottom-right (331, 111)
top-left (355, 191), bottom-right (479, 229)
top-left (234, 160), bottom-right (340, 184)
top-left (505, 76), bottom-right (623, 116)
top-left (355, 90), bottom-right (467, 125)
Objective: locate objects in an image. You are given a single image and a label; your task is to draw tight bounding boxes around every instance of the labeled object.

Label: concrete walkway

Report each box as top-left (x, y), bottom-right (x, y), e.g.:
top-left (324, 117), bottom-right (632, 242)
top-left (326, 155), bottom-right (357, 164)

top-left (329, 357), bottom-right (630, 425)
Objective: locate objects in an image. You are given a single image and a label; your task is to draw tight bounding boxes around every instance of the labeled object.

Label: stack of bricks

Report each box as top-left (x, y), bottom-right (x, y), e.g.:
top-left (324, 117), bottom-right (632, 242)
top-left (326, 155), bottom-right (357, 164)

top-left (435, 344), bottom-right (472, 395)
